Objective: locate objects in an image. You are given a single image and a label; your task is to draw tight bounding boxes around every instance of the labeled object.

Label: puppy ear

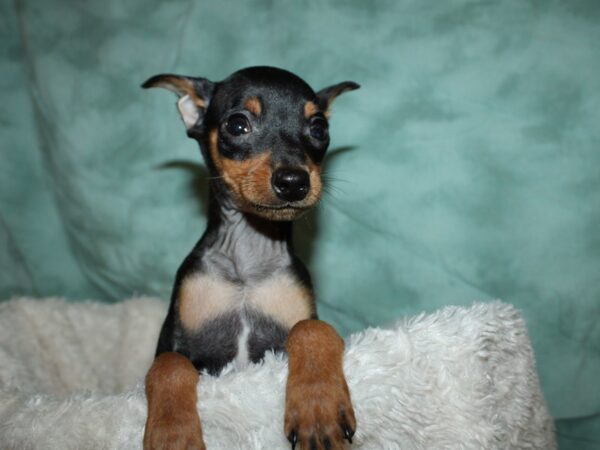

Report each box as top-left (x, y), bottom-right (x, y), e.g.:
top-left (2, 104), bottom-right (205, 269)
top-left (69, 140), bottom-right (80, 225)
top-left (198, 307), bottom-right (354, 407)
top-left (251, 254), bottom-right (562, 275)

top-left (142, 74), bottom-right (215, 130)
top-left (316, 81), bottom-right (360, 116)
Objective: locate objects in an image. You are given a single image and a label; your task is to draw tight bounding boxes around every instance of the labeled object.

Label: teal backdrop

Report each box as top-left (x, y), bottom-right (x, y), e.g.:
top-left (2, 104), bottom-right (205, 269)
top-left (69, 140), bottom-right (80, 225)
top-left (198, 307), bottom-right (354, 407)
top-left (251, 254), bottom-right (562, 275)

top-left (1, 0), bottom-right (599, 447)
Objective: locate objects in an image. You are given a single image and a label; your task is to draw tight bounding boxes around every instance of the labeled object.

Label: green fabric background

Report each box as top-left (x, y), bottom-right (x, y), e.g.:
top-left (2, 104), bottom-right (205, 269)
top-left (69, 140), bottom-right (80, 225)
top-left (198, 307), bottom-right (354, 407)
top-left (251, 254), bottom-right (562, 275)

top-left (1, 0), bottom-right (599, 447)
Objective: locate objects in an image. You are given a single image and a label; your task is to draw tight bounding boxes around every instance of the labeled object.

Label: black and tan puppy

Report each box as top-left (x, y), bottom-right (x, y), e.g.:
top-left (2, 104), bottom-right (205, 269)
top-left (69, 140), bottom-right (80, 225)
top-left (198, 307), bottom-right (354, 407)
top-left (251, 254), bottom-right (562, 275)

top-left (142, 66), bottom-right (359, 450)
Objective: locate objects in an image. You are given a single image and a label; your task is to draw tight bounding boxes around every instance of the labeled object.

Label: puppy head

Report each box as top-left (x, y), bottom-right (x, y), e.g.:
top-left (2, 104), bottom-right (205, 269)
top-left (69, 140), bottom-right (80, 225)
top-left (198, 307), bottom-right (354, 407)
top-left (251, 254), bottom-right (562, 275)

top-left (143, 66), bottom-right (359, 221)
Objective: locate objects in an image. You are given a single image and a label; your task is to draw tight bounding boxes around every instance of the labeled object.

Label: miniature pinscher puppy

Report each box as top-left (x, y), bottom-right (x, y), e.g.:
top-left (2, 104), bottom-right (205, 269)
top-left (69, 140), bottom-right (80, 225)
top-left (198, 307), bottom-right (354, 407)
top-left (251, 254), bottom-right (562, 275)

top-left (142, 66), bottom-right (359, 450)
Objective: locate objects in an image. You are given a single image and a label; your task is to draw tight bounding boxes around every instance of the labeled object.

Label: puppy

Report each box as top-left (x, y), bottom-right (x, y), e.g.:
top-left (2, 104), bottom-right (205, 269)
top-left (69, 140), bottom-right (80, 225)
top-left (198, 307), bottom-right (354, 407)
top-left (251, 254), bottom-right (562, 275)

top-left (142, 66), bottom-right (359, 450)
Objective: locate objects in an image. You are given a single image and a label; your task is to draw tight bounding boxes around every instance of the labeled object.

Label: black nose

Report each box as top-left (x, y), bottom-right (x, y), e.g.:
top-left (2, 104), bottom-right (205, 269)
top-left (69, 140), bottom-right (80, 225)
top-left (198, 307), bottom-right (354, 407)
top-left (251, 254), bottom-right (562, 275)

top-left (271, 168), bottom-right (310, 202)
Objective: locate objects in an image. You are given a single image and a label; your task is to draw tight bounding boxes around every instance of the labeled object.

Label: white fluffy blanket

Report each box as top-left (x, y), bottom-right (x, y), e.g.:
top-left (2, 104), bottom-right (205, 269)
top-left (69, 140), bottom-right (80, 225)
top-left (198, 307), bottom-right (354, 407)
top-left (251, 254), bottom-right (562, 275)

top-left (0, 298), bottom-right (555, 449)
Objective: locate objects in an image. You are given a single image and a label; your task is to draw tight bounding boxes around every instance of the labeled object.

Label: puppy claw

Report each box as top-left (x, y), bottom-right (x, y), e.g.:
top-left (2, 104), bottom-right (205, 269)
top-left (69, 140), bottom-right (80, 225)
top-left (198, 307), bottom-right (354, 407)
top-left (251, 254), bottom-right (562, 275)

top-left (288, 430), bottom-right (298, 450)
top-left (343, 426), bottom-right (354, 444)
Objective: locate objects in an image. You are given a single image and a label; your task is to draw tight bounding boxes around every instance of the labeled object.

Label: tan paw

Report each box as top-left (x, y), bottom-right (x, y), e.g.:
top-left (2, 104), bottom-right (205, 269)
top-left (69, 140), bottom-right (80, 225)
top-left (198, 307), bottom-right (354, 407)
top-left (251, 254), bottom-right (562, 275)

top-left (284, 375), bottom-right (356, 450)
top-left (143, 409), bottom-right (206, 450)
top-left (144, 352), bottom-right (206, 450)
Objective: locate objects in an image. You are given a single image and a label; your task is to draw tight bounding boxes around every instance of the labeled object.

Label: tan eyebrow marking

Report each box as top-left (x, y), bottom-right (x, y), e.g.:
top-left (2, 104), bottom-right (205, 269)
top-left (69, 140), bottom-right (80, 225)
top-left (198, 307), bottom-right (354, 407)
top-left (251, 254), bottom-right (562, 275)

top-left (244, 96), bottom-right (262, 116)
top-left (303, 101), bottom-right (318, 118)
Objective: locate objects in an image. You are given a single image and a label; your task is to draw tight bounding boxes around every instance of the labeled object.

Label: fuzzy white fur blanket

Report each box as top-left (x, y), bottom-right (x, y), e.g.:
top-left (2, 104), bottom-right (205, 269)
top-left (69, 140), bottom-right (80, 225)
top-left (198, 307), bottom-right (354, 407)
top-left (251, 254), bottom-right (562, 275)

top-left (0, 297), bottom-right (555, 450)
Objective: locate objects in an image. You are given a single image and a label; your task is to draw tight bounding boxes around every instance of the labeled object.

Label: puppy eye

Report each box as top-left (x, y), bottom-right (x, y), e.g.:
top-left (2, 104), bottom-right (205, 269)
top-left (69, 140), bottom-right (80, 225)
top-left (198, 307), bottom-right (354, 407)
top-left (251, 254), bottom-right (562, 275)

top-left (309, 117), bottom-right (328, 141)
top-left (225, 113), bottom-right (251, 136)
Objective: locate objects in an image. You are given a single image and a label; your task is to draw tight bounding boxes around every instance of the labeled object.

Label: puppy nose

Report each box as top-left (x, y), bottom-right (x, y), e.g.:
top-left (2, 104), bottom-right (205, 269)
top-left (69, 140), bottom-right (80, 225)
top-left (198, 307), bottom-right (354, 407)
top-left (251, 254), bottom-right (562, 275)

top-left (271, 168), bottom-right (310, 202)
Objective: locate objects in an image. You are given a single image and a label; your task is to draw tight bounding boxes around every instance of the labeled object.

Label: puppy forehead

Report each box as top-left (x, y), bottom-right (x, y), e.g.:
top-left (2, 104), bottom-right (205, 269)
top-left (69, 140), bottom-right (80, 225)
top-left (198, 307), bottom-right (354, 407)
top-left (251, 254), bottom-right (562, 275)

top-left (219, 85), bottom-right (313, 112)
top-left (229, 67), bottom-right (315, 96)
top-left (215, 67), bottom-right (316, 110)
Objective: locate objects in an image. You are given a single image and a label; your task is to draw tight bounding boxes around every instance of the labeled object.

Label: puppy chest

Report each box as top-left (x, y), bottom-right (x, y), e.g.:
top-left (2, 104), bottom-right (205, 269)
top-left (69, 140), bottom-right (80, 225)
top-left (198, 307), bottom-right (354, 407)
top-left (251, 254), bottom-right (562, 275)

top-left (177, 272), bottom-right (314, 332)
top-left (176, 272), bottom-right (314, 372)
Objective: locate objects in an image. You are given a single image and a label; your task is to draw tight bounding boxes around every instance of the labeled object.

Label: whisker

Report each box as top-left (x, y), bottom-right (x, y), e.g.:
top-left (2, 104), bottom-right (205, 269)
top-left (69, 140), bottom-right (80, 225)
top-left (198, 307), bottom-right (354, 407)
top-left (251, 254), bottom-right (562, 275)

top-left (321, 190), bottom-right (343, 202)
top-left (320, 172), bottom-right (350, 184)
top-left (321, 176), bottom-right (347, 198)
top-left (323, 185), bottom-right (343, 196)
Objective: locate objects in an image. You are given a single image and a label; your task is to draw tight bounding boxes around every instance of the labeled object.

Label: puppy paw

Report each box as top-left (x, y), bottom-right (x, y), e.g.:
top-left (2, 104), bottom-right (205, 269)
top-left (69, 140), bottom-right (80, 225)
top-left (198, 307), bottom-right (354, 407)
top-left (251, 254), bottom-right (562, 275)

top-left (284, 375), bottom-right (356, 450)
top-left (143, 410), bottom-right (206, 450)
top-left (144, 352), bottom-right (206, 450)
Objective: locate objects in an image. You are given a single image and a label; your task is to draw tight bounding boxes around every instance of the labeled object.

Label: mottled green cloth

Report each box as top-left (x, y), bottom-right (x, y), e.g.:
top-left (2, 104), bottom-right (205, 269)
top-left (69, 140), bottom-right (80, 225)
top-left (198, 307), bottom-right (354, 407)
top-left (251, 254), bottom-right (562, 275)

top-left (1, 1), bottom-right (599, 447)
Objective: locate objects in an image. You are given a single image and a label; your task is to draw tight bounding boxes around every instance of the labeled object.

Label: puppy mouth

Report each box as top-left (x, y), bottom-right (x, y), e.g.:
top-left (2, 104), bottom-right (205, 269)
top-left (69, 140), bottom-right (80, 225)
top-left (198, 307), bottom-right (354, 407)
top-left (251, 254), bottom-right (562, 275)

top-left (250, 202), bottom-right (310, 212)
top-left (247, 200), bottom-right (313, 221)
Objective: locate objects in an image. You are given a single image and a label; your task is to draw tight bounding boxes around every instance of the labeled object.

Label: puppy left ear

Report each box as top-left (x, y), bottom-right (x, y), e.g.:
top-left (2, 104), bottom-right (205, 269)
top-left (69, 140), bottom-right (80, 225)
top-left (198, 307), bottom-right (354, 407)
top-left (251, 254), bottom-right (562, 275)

top-left (316, 81), bottom-right (360, 116)
top-left (142, 74), bottom-right (215, 130)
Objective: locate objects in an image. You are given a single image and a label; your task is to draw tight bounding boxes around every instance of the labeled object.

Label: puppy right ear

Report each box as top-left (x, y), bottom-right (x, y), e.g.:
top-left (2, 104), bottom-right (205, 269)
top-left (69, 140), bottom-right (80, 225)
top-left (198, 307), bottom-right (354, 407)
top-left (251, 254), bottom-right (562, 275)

top-left (142, 74), bottom-right (215, 130)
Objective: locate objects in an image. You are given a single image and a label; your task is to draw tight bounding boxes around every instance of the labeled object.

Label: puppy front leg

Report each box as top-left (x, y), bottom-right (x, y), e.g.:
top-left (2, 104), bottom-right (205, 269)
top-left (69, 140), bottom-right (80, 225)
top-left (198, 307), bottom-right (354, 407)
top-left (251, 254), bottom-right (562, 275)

top-left (144, 352), bottom-right (206, 450)
top-left (284, 320), bottom-right (356, 450)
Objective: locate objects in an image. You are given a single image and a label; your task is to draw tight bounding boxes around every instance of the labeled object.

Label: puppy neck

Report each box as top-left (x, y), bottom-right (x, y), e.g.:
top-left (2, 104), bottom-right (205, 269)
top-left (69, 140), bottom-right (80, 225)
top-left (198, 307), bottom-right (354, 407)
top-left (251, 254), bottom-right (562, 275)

top-left (203, 193), bottom-right (294, 283)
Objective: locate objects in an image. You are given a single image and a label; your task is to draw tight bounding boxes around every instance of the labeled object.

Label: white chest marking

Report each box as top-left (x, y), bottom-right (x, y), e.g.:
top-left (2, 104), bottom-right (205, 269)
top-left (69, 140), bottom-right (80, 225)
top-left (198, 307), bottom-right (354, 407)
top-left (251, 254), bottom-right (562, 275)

top-left (232, 316), bottom-right (251, 368)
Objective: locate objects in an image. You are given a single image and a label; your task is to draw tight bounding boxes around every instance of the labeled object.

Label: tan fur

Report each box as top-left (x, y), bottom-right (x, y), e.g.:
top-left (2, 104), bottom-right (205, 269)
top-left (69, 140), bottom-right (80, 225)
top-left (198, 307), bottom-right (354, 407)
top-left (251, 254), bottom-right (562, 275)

top-left (303, 101), bottom-right (318, 118)
top-left (244, 96), bottom-right (262, 116)
top-left (178, 273), bottom-right (239, 332)
top-left (306, 161), bottom-right (322, 205)
top-left (208, 128), bottom-right (322, 220)
top-left (209, 129), bottom-right (273, 204)
top-left (209, 129), bottom-right (284, 212)
top-left (284, 320), bottom-right (356, 449)
top-left (247, 274), bottom-right (314, 328)
top-left (144, 352), bottom-right (205, 450)
top-left (209, 128), bottom-right (222, 170)
top-left (151, 76), bottom-right (206, 108)
top-left (228, 152), bottom-right (273, 204)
